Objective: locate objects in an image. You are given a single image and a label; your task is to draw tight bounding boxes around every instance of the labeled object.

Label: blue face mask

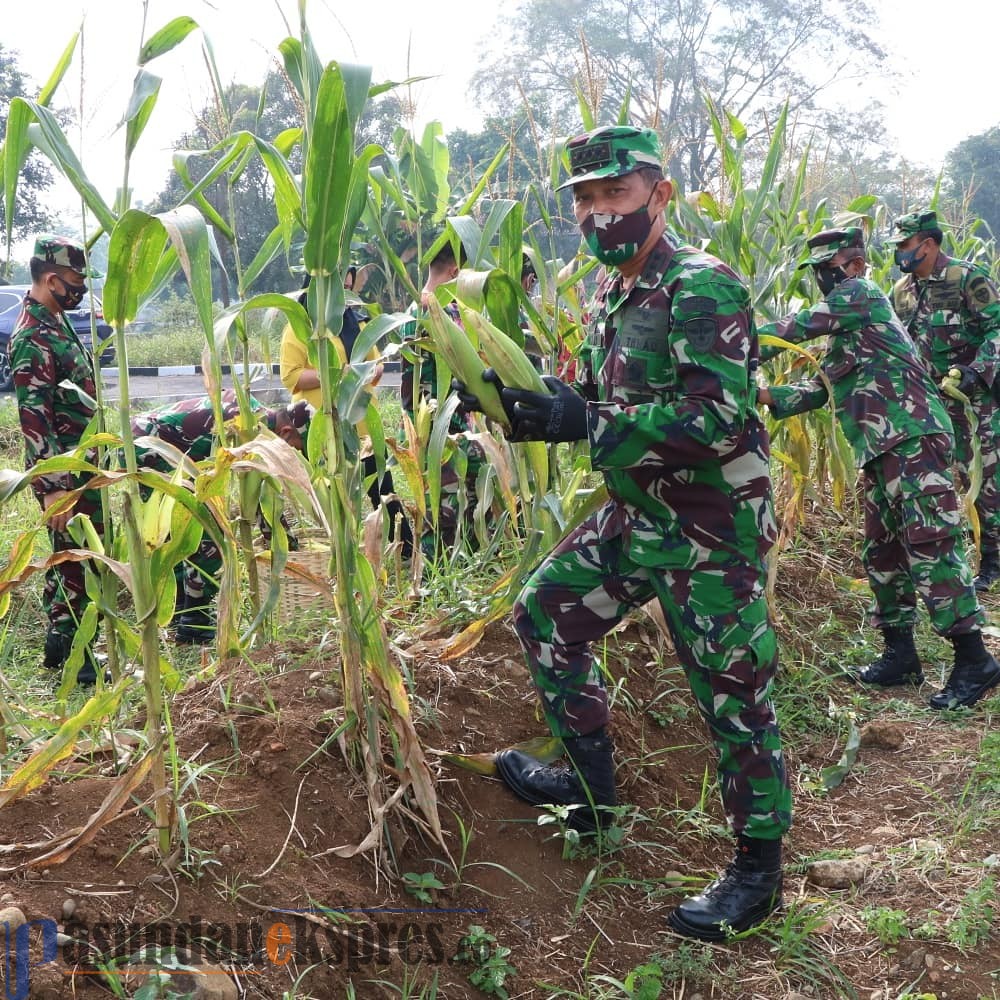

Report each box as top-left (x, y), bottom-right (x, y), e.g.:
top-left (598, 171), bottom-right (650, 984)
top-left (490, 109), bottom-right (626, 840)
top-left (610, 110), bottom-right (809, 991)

top-left (894, 239), bottom-right (928, 274)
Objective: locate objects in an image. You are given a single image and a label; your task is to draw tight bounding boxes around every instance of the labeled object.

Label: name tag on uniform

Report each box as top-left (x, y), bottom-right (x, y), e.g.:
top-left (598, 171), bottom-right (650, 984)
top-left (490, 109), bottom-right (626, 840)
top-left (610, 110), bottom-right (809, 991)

top-left (927, 287), bottom-right (962, 312)
top-left (617, 309), bottom-right (665, 354)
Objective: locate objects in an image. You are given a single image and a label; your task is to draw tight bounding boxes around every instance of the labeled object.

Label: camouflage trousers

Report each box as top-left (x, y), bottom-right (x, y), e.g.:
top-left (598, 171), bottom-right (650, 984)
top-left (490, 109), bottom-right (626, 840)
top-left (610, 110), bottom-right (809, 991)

top-left (512, 508), bottom-right (792, 841)
top-left (40, 486), bottom-right (103, 638)
top-left (421, 434), bottom-right (487, 558)
top-left (948, 396), bottom-right (1000, 552)
top-left (134, 455), bottom-right (221, 613)
top-left (863, 433), bottom-right (982, 635)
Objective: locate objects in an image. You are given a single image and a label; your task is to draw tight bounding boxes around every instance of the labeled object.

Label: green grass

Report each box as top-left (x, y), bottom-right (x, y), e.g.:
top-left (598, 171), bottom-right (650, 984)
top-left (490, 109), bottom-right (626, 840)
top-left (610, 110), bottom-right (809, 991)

top-left (121, 326), bottom-right (282, 367)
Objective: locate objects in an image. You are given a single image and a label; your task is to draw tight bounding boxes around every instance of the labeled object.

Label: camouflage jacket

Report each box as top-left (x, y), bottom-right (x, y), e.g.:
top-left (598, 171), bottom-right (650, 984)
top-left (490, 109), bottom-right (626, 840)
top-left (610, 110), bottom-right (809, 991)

top-left (580, 230), bottom-right (775, 569)
top-left (892, 250), bottom-right (1000, 387)
top-left (132, 390), bottom-right (267, 465)
top-left (9, 293), bottom-right (96, 498)
top-left (759, 276), bottom-right (952, 466)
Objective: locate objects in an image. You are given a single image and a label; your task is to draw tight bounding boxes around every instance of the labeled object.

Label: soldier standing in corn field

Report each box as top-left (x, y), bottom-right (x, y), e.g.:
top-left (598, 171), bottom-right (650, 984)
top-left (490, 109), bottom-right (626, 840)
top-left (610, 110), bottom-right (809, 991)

top-left (758, 227), bottom-right (1000, 710)
top-left (458, 125), bottom-right (791, 941)
top-left (888, 210), bottom-right (1000, 593)
top-left (9, 235), bottom-right (103, 684)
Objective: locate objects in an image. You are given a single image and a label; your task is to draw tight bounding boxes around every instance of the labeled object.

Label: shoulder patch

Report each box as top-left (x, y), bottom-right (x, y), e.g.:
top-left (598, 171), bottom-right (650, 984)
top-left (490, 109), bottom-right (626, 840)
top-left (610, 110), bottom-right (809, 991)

top-left (967, 274), bottom-right (996, 307)
top-left (684, 318), bottom-right (718, 352)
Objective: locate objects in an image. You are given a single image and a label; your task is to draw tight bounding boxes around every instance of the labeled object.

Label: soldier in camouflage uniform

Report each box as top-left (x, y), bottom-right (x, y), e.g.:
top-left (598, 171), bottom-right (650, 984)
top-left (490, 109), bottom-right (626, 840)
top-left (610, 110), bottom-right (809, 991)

top-left (132, 390), bottom-right (311, 643)
top-left (459, 126), bottom-right (790, 941)
top-left (9, 235), bottom-right (103, 684)
top-left (888, 210), bottom-right (1000, 592)
top-left (758, 228), bottom-right (1000, 710)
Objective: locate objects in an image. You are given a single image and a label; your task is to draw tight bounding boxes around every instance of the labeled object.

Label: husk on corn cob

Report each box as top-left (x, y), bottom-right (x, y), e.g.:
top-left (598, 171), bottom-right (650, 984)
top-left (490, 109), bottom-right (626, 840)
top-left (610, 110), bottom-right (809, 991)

top-left (457, 305), bottom-right (551, 493)
top-left (423, 297), bottom-right (510, 428)
top-left (458, 304), bottom-right (549, 394)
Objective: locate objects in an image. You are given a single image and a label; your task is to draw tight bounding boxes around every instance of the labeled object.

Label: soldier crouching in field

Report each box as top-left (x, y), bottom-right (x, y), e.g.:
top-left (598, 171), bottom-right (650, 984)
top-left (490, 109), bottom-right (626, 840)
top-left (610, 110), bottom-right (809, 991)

top-left (458, 126), bottom-right (791, 941)
top-left (131, 390), bottom-right (312, 644)
top-left (758, 227), bottom-right (1000, 710)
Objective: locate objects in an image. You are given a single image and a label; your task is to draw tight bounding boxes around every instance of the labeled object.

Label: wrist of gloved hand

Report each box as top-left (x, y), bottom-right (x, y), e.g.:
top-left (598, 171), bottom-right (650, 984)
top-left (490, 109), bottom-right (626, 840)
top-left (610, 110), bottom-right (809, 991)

top-left (502, 375), bottom-right (589, 443)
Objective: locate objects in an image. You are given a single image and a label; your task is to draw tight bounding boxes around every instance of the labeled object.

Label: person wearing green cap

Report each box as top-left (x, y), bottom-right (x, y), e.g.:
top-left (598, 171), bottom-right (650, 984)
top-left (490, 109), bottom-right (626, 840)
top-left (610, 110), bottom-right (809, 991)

top-left (888, 210), bottom-right (1000, 593)
top-left (758, 227), bottom-right (998, 710)
top-left (455, 124), bottom-right (790, 941)
top-left (8, 235), bottom-right (104, 684)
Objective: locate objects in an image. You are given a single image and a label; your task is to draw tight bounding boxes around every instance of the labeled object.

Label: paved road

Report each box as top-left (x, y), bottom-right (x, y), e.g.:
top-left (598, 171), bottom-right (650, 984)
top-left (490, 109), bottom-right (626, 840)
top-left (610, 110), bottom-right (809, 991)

top-left (5, 369), bottom-right (403, 410)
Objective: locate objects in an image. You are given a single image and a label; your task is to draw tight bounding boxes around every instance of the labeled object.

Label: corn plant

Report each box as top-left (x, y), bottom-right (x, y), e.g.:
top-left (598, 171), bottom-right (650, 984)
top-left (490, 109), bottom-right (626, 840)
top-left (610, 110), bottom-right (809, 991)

top-left (0, 2), bottom-right (447, 861)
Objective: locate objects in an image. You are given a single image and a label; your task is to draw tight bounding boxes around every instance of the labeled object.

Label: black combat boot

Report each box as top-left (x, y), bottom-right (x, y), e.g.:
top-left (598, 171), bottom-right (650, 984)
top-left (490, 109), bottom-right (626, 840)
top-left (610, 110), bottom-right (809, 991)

top-left (929, 631), bottom-right (1000, 709)
top-left (851, 626), bottom-right (923, 685)
top-left (494, 728), bottom-right (617, 832)
top-left (667, 836), bottom-right (783, 941)
top-left (43, 629), bottom-right (100, 685)
top-left (173, 607), bottom-right (216, 645)
top-left (974, 545), bottom-right (1000, 593)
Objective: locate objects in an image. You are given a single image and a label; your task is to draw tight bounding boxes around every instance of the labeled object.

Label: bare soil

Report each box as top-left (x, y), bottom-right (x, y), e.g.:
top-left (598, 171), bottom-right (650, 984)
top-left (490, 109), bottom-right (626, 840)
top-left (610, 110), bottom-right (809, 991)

top-left (1, 594), bottom-right (999, 999)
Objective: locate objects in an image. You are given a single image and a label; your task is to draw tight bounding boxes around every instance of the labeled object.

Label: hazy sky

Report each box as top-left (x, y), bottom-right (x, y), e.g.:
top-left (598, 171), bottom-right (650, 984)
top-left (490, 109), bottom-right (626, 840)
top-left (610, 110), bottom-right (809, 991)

top-left (3, 0), bottom-right (997, 237)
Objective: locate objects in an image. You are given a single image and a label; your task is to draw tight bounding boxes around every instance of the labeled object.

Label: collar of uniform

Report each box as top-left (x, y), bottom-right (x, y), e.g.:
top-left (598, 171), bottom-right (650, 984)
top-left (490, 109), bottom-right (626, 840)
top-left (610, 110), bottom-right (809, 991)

top-left (923, 250), bottom-right (952, 282)
top-left (25, 293), bottom-right (66, 329)
top-left (605, 233), bottom-right (677, 316)
top-left (635, 232), bottom-right (677, 290)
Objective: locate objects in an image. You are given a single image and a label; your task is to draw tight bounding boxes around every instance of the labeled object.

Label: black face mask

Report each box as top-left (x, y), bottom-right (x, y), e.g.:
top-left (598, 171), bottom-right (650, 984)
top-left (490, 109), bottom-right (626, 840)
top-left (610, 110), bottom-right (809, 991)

top-left (893, 239), bottom-right (928, 274)
top-left (50, 274), bottom-right (87, 312)
top-left (816, 265), bottom-right (849, 296)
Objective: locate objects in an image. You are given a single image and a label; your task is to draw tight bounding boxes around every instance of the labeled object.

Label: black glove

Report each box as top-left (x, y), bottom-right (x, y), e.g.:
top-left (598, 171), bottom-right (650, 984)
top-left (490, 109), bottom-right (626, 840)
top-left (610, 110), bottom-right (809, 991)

top-left (952, 364), bottom-right (983, 395)
top-left (451, 376), bottom-right (484, 415)
top-left (500, 375), bottom-right (589, 443)
top-left (451, 370), bottom-right (518, 425)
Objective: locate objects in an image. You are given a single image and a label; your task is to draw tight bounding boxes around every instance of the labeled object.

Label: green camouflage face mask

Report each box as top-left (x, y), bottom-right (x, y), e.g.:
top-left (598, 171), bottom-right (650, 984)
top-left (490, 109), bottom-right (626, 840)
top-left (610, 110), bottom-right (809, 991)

top-left (580, 189), bottom-right (656, 267)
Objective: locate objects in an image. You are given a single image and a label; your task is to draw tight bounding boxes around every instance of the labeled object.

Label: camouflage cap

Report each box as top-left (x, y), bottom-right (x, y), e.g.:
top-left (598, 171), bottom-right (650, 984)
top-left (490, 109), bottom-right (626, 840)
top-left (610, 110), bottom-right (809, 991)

top-left (885, 210), bottom-right (940, 245)
top-left (556, 125), bottom-right (662, 192)
top-left (31, 234), bottom-right (102, 278)
top-left (799, 227), bottom-right (866, 268)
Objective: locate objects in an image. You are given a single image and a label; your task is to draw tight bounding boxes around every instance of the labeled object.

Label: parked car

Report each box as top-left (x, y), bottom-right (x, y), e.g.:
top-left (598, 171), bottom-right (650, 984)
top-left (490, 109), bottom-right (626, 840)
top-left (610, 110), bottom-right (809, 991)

top-left (0, 285), bottom-right (115, 391)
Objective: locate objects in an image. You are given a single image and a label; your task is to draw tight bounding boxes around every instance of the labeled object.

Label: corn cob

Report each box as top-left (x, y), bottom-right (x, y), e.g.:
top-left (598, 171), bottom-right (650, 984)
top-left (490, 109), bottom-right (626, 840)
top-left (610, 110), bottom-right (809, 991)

top-left (423, 297), bottom-right (510, 428)
top-left (458, 304), bottom-right (549, 394)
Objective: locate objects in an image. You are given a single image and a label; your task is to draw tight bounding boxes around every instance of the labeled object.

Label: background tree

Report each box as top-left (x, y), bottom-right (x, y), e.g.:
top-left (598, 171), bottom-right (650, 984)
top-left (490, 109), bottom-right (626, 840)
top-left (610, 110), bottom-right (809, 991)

top-left (473, 0), bottom-right (888, 192)
top-left (789, 101), bottom-right (936, 217)
top-left (946, 125), bottom-right (1000, 240)
top-left (0, 44), bottom-right (54, 267)
top-left (146, 71), bottom-right (304, 297)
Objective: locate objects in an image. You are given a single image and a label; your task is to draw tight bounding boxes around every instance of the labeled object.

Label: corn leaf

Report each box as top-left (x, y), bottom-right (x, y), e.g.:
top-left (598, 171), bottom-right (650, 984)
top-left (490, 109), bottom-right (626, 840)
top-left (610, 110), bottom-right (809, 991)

top-left (0, 686), bottom-right (126, 809)
top-left (138, 16), bottom-right (199, 64)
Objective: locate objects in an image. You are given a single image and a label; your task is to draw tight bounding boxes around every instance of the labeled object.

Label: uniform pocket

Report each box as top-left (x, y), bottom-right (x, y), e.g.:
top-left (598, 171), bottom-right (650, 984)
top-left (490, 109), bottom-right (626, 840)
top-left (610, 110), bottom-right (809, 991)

top-left (617, 347), bottom-right (673, 392)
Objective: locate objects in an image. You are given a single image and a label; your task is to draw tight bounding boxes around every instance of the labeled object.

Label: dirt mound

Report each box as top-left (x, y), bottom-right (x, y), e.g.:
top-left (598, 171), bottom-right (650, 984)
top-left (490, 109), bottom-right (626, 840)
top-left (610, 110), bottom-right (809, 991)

top-left (1, 616), bottom-right (998, 998)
